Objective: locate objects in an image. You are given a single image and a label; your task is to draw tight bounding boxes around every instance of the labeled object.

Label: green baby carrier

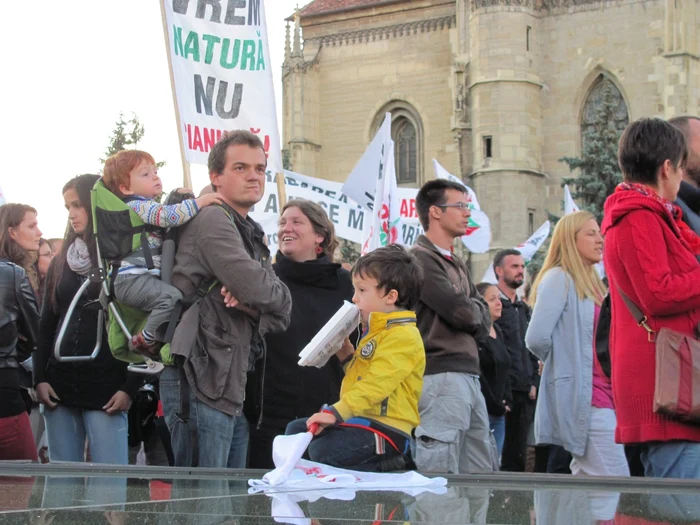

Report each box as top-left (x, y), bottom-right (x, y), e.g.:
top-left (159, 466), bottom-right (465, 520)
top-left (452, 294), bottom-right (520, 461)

top-left (54, 179), bottom-right (182, 375)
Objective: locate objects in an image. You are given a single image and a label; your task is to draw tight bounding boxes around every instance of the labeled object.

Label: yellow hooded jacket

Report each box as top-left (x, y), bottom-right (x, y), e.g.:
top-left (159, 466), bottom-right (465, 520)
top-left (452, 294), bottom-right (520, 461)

top-left (331, 310), bottom-right (426, 436)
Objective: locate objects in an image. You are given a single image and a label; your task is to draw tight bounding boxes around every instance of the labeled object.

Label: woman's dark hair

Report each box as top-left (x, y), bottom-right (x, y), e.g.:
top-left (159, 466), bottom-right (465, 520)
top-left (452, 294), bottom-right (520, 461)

top-left (0, 203), bottom-right (38, 269)
top-left (45, 174), bottom-right (100, 312)
top-left (281, 199), bottom-right (339, 261)
top-left (618, 118), bottom-right (688, 185)
top-left (476, 282), bottom-right (497, 296)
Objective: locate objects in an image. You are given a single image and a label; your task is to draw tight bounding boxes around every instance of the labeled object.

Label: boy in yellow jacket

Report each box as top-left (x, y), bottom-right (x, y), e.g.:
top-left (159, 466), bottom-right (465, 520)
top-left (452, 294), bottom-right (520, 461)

top-left (285, 245), bottom-right (426, 472)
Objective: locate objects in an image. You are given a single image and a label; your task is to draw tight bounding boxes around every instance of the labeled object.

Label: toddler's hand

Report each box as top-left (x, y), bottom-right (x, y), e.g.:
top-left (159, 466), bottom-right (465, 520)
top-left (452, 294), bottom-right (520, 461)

top-left (195, 193), bottom-right (223, 209)
top-left (307, 411), bottom-right (336, 435)
top-left (336, 337), bottom-right (354, 362)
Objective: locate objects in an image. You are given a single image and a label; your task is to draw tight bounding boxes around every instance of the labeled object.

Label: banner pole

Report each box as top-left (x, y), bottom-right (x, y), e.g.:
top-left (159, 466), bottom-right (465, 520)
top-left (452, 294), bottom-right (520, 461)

top-left (159, 0), bottom-right (192, 189)
top-left (276, 172), bottom-right (287, 209)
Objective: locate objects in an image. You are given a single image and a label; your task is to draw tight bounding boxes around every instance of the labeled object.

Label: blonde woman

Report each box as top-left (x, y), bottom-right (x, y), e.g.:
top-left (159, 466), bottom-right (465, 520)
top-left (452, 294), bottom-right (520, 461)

top-left (525, 211), bottom-right (629, 477)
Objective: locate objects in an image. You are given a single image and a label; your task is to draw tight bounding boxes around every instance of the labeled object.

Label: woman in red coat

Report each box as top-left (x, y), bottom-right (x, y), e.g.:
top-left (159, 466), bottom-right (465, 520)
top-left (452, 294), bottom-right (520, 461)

top-left (602, 118), bottom-right (700, 479)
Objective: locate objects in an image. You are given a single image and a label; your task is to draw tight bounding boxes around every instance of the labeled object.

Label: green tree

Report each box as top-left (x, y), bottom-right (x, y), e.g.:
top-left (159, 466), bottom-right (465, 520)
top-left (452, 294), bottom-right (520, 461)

top-left (100, 112), bottom-right (165, 168)
top-left (559, 83), bottom-right (626, 223)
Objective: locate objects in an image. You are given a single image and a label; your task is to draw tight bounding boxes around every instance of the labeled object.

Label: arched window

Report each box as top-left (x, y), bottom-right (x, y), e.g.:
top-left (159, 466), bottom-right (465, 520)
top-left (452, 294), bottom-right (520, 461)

top-left (372, 101), bottom-right (424, 188)
top-left (393, 118), bottom-right (417, 184)
top-left (581, 75), bottom-right (629, 151)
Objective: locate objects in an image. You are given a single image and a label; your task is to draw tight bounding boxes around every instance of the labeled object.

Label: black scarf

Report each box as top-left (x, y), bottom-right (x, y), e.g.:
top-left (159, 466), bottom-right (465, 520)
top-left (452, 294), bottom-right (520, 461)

top-left (273, 251), bottom-right (341, 290)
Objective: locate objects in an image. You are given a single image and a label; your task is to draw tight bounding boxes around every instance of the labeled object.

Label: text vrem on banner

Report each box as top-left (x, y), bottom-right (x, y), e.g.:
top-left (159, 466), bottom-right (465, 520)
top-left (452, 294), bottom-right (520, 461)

top-left (163, 0), bottom-right (282, 172)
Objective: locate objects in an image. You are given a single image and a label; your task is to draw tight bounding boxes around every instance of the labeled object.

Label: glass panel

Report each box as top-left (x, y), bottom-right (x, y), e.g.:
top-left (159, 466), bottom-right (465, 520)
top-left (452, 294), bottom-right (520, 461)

top-left (1, 464), bottom-right (699, 524)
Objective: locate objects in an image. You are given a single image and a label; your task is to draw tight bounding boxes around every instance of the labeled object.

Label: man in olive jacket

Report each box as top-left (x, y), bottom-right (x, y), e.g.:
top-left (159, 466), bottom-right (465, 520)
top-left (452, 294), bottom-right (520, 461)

top-left (410, 179), bottom-right (495, 474)
top-left (161, 131), bottom-right (292, 469)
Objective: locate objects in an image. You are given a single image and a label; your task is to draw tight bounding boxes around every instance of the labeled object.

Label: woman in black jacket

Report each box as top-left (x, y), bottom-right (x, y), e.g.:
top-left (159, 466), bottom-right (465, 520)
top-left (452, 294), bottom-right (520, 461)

top-left (476, 282), bottom-right (512, 461)
top-left (34, 174), bottom-right (141, 465)
top-left (0, 204), bottom-right (41, 460)
top-left (248, 199), bottom-right (356, 469)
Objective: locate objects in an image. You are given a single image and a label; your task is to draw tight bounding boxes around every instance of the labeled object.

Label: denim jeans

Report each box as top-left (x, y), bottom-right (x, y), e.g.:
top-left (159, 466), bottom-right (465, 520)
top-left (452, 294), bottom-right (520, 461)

top-left (641, 441), bottom-right (700, 479)
top-left (159, 366), bottom-right (249, 468)
top-left (489, 415), bottom-right (506, 459)
top-left (286, 418), bottom-right (397, 471)
top-left (40, 404), bottom-right (128, 507)
top-left (41, 404), bottom-right (128, 464)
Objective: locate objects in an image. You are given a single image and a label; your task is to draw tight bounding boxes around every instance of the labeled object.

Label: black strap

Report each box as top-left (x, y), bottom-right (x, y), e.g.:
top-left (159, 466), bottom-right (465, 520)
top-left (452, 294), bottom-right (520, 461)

top-left (140, 230), bottom-right (155, 270)
top-left (615, 285), bottom-right (647, 325)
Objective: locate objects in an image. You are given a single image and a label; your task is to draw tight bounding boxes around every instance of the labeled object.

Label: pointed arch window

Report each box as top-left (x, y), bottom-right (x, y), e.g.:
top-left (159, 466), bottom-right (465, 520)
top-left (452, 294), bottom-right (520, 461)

top-left (372, 101), bottom-right (424, 188)
top-left (581, 75), bottom-right (629, 152)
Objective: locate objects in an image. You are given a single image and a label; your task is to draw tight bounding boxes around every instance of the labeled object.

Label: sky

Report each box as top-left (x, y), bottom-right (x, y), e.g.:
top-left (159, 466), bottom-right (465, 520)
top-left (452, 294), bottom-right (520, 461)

top-left (1, 0), bottom-right (296, 238)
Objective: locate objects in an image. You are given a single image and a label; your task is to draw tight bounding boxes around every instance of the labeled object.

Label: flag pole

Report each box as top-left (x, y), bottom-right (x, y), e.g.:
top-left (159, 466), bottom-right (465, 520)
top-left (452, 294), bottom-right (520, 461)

top-left (276, 172), bottom-right (287, 209)
top-left (159, 0), bottom-right (192, 189)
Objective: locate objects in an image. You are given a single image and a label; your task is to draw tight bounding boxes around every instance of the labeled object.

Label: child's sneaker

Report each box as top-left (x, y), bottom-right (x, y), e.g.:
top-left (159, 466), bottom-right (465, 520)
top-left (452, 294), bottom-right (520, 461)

top-left (130, 332), bottom-right (162, 359)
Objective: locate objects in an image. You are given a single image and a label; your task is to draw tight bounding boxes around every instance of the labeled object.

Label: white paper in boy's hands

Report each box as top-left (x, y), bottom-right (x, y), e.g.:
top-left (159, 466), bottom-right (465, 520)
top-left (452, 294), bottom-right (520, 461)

top-left (298, 301), bottom-right (360, 368)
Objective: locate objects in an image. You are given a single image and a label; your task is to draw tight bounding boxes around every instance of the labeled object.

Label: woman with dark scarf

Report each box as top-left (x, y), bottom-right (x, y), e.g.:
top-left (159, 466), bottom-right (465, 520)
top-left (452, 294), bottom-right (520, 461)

top-left (35, 174), bottom-right (141, 468)
top-left (247, 199), bottom-right (356, 469)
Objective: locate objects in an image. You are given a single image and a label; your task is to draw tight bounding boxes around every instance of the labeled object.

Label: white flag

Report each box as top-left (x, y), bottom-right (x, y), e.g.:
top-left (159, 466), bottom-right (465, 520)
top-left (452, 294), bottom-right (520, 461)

top-left (0, 185), bottom-right (6, 206)
top-left (433, 159), bottom-right (491, 254)
top-left (564, 185), bottom-right (580, 215)
top-left (481, 221), bottom-right (551, 283)
top-left (362, 141), bottom-right (401, 254)
top-left (342, 113), bottom-right (392, 212)
top-left (162, 0), bottom-right (282, 173)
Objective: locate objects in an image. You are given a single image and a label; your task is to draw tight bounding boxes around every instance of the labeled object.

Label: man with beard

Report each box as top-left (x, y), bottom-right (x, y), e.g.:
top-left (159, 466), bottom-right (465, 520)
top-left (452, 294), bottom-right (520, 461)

top-left (494, 249), bottom-right (539, 471)
top-left (670, 116), bottom-right (700, 236)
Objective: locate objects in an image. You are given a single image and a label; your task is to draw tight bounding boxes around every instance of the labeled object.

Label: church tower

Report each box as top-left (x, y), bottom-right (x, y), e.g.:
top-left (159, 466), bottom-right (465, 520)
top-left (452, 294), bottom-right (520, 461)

top-left (461, 0), bottom-right (547, 264)
top-left (282, 11), bottom-right (322, 176)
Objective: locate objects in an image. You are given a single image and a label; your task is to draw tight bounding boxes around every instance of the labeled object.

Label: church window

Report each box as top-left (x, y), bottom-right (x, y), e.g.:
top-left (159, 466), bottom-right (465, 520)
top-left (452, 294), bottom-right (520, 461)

top-left (394, 118), bottom-right (417, 184)
top-left (526, 26), bottom-right (531, 51)
top-left (528, 209), bottom-right (535, 235)
top-left (581, 75), bottom-right (629, 152)
top-left (483, 136), bottom-right (493, 159)
top-left (372, 101), bottom-right (424, 187)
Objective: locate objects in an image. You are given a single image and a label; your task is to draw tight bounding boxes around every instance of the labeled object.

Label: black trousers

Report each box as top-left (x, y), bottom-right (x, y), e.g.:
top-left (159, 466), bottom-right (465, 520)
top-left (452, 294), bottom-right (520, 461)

top-left (247, 416), bottom-right (291, 470)
top-left (501, 391), bottom-right (535, 472)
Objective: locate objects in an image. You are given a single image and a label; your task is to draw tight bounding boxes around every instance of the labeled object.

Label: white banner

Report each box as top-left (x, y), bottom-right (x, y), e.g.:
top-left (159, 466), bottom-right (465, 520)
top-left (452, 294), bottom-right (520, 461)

top-left (254, 171), bottom-right (425, 255)
top-left (432, 160), bottom-right (491, 254)
top-left (342, 114), bottom-right (392, 212)
top-left (481, 221), bottom-right (551, 284)
top-left (162, 0), bottom-right (281, 173)
top-left (0, 185), bottom-right (6, 206)
top-left (362, 141), bottom-right (401, 254)
top-left (564, 185), bottom-right (580, 215)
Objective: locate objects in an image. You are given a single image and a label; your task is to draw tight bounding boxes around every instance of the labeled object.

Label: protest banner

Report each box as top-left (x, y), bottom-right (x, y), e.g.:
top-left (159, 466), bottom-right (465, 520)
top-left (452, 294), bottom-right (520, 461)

top-left (564, 185), bottom-right (580, 215)
top-left (482, 221), bottom-right (551, 284)
top-left (342, 114), bottom-right (392, 212)
top-left (161, 0), bottom-right (282, 179)
top-left (432, 160), bottom-right (491, 253)
top-left (362, 141), bottom-right (401, 254)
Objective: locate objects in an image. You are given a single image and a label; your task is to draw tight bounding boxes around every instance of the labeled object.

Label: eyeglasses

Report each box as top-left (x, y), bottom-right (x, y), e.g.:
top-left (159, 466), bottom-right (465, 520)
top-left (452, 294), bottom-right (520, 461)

top-left (39, 251), bottom-right (53, 258)
top-left (437, 202), bottom-right (471, 212)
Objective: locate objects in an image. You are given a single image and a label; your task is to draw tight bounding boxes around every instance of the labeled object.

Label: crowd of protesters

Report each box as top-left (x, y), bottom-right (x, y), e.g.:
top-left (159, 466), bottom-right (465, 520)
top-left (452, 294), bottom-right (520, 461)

top-left (0, 116), bottom-right (699, 482)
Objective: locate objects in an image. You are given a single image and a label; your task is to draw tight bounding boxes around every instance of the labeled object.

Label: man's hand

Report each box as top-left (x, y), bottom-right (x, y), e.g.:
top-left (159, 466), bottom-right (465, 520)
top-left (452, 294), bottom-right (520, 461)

top-left (36, 382), bottom-right (59, 408)
top-left (220, 286), bottom-right (260, 318)
top-left (529, 386), bottom-right (537, 401)
top-left (307, 411), bottom-right (337, 435)
top-left (336, 338), bottom-right (354, 362)
top-left (103, 391), bottom-right (132, 414)
top-left (538, 360), bottom-right (544, 376)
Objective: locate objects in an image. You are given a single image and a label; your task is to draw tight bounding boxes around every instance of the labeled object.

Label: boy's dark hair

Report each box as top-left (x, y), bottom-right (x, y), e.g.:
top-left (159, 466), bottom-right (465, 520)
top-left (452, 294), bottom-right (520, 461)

top-left (493, 249), bottom-right (522, 269)
top-left (352, 245), bottom-right (424, 310)
top-left (208, 130), bottom-right (266, 176)
top-left (415, 179), bottom-right (467, 231)
top-left (618, 118), bottom-right (687, 185)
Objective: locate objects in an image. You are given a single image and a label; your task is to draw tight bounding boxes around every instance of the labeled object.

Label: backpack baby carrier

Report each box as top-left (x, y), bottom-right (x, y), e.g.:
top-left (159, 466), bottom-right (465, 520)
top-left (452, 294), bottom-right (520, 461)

top-left (54, 179), bottom-right (190, 375)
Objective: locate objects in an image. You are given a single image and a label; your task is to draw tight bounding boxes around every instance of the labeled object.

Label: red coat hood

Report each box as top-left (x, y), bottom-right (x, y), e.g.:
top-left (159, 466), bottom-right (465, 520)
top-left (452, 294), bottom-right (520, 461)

top-left (601, 190), bottom-right (679, 237)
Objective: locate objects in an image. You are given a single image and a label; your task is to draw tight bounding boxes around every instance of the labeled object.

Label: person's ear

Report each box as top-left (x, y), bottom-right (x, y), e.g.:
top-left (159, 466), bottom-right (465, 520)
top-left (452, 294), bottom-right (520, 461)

top-left (119, 183), bottom-right (134, 196)
top-left (385, 288), bottom-right (399, 306)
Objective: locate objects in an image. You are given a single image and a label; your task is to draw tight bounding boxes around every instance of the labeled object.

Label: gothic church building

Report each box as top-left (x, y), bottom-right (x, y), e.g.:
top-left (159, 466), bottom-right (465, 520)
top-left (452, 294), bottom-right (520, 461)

top-left (282, 0), bottom-right (699, 273)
